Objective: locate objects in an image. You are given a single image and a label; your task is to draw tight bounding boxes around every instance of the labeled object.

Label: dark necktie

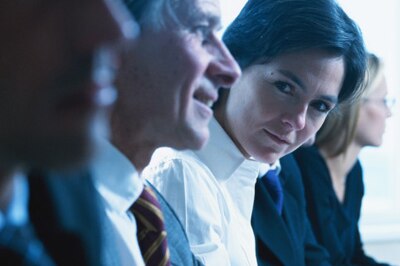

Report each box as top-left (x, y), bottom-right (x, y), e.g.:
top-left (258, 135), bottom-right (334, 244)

top-left (261, 168), bottom-right (284, 215)
top-left (0, 223), bottom-right (55, 266)
top-left (130, 186), bottom-right (171, 266)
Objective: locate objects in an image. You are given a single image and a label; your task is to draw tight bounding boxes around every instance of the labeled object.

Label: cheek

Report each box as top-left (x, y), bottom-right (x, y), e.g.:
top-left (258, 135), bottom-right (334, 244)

top-left (362, 107), bottom-right (386, 130)
top-left (355, 114), bottom-right (369, 136)
top-left (179, 37), bottom-right (210, 77)
top-left (296, 117), bottom-right (325, 145)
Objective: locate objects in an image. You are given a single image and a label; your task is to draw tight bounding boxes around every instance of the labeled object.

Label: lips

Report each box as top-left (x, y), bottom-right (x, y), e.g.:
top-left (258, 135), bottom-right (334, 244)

top-left (263, 129), bottom-right (292, 145)
top-left (194, 95), bottom-right (214, 108)
top-left (194, 86), bottom-right (218, 108)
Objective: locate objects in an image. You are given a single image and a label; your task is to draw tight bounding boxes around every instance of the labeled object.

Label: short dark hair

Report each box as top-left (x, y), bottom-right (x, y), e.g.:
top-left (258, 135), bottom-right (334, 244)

top-left (223, 0), bottom-right (367, 104)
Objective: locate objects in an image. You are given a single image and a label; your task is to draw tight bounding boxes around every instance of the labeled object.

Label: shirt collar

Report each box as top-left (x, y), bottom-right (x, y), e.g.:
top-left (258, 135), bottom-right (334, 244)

top-left (195, 117), bottom-right (262, 181)
top-left (91, 139), bottom-right (143, 213)
top-left (258, 160), bottom-right (281, 178)
top-left (0, 172), bottom-right (29, 229)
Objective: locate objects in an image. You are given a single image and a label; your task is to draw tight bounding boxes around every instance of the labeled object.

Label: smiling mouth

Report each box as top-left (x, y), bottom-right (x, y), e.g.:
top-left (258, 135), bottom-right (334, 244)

top-left (194, 95), bottom-right (214, 107)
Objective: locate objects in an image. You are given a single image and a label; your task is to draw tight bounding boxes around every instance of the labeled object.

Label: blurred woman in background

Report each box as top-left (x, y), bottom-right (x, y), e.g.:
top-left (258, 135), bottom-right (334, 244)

top-left (294, 53), bottom-right (393, 266)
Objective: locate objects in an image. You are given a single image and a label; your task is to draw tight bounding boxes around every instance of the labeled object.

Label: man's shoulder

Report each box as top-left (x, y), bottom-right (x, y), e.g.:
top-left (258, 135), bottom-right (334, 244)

top-left (149, 147), bottom-right (202, 166)
top-left (28, 172), bottom-right (102, 266)
top-left (144, 147), bottom-right (211, 182)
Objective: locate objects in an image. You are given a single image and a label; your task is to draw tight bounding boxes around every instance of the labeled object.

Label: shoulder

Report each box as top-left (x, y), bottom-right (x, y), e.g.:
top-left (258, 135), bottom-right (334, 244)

top-left (29, 171), bottom-right (102, 266)
top-left (293, 145), bottom-right (323, 168)
top-left (293, 146), bottom-right (329, 185)
top-left (280, 153), bottom-right (301, 178)
top-left (144, 147), bottom-right (216, 192)
top-left (144, 147), bottom-right (223, 222)
top-left (279, 154), bottom-right (306, 203)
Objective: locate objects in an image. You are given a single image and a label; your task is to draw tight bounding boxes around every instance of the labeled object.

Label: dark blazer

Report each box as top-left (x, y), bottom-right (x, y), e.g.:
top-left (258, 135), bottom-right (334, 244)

top-left (252, 154), bottom-right (331, 266)
top-left (294, 146), bottom-right (390, 266)
top-left (29, 172), bottom-right (103, 266)
top-left (147, 181), bottom-right (201, 266)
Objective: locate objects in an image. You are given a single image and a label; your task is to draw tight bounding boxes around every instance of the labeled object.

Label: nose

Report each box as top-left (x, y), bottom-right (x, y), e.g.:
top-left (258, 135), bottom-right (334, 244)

top-left (73, 0), bottom-right (139, 52)
top-left (206, 38), bottom-right (241, 89)
top-left (281, 105), bottom-right (307, 131)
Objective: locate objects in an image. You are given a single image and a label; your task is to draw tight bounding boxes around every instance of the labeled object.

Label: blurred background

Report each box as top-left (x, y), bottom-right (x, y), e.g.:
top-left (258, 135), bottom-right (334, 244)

top-left (220, 0), bottom-right (400, 264)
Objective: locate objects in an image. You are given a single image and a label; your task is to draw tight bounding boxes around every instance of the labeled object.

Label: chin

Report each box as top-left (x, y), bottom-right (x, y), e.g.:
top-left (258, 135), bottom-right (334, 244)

top-left (373, 140), bottom-right (383, 147)
top-left (253, 151), bottom-right (281, 164)
top-left (179, 128), bottom-right (209, 151)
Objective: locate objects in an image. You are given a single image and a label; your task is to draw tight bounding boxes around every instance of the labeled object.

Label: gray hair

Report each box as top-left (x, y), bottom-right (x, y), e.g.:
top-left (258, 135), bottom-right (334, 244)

top-left (123, 0), bottom-right (186, 31)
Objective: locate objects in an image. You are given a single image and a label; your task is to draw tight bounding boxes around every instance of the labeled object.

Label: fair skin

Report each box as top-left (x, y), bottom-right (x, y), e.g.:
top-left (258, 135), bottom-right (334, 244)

top-left (0, 0), bottom-right (132, 209)
top-left (111, 0), bottom-right (240, 171)
top-left (322, 76), bottom-right (392, 202)
top-left (215, 49), bottom-right (345, 164)
top-left (355, 77), bottom-right (392, 148)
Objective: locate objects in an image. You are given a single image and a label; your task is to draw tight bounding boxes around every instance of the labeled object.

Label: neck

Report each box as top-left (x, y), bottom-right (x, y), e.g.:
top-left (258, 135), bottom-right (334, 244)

top-left (113, 139), bottom-right (156, 173)
top-left (214, 94), bottom-right (250, 159)
top-left (111, 114), bottom-right (158, 174)
top-left (319, 142), bottom-right (361, 183)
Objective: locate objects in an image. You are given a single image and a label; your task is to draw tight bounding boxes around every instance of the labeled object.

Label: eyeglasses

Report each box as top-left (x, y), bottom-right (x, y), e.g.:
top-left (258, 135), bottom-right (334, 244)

top-left (362, 97), bottom-right (396, 110)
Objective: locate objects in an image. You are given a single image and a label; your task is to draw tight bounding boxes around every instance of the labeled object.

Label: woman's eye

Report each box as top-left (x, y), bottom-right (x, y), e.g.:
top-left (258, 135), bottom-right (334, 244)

top-left (311, 101), bottom-right (332, 113)
top-left (274, 81), bottom-right (293, 94)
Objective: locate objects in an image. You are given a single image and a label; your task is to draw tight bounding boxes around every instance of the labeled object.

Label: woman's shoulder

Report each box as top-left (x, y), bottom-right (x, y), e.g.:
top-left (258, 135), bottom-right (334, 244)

top-left (293, 145), bottom-right (324, 169)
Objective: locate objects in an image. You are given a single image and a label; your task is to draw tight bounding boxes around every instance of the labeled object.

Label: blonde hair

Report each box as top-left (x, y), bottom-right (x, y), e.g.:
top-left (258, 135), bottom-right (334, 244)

top-left (316, 53), bottom-right (384, 157)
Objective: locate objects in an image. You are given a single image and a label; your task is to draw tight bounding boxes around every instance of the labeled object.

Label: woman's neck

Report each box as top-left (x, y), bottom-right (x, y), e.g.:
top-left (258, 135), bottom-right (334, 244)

top-left (319, 142), bottom-right (361, 202)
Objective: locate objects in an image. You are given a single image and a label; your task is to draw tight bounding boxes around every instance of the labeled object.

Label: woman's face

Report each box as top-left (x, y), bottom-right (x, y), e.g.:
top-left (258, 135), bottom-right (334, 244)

top-left (222, 49), bottom-right (345, 164)
top-left (354, 76), bottom-right (392, 147)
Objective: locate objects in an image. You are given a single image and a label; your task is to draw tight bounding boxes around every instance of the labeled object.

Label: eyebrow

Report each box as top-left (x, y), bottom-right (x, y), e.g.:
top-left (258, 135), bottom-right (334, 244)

top-left (278, 69), bottom-right (338, 104)
top-left (278, 69), bottom-right (307, 91)
top-left (190, 8), bottom-right (221, 29)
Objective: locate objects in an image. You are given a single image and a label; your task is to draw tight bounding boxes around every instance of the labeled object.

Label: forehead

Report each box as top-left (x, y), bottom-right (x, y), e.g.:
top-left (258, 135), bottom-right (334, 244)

top-left (272, 50), bottom-right (344, 82)
top-left (249, 50), bottom-right (345, 97)
top-left (182, 0), bottom-right (221, 24)
top-left (193, 0), bottom-right (221, 15)
top-left (268, 50), bottom-right (343, 69)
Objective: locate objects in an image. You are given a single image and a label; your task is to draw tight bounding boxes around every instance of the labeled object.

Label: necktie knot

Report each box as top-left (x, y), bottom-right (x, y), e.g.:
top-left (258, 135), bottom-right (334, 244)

top-left (262, 169), bottom-right (284, 215)
top-left (130, 185), bottom-right (171, 266)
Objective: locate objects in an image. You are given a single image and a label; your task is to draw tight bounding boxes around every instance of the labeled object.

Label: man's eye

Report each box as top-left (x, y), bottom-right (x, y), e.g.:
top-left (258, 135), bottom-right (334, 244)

top-left (194, 26), bottom-right (212, 44)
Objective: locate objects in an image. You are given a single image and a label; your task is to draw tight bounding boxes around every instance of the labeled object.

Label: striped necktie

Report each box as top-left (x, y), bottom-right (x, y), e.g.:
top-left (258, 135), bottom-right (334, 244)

top-left (130, 186), bottom-right (171, 266)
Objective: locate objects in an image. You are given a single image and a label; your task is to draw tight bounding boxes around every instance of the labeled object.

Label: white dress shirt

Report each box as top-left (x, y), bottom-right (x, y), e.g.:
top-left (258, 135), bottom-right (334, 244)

top-left (144, 118), bottom-right (268, 266)
top-left (91, 139), bottom-right (145, 266)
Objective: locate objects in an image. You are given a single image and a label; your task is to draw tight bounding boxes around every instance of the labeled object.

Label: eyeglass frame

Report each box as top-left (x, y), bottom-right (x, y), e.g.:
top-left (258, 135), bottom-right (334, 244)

top-left (362, 97), bottom-right (396, 110)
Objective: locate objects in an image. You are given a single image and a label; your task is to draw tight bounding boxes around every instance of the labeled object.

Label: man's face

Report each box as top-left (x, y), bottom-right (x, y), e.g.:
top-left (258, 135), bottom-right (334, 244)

top-left (0, 0), bottom-right (134, 169)
top-left (116, 0), bottom-right (240, 150)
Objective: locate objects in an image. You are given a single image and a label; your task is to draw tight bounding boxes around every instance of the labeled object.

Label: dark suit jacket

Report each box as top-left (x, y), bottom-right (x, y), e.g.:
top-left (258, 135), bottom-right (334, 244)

top-left (29, 172), bottom-right (103, 266)
top-left (294, 146), bottom-right (390, 266)
top-left (147, 181), bottom-right (201, 266)
top-left (252, 154), bottom-right (331, 266)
